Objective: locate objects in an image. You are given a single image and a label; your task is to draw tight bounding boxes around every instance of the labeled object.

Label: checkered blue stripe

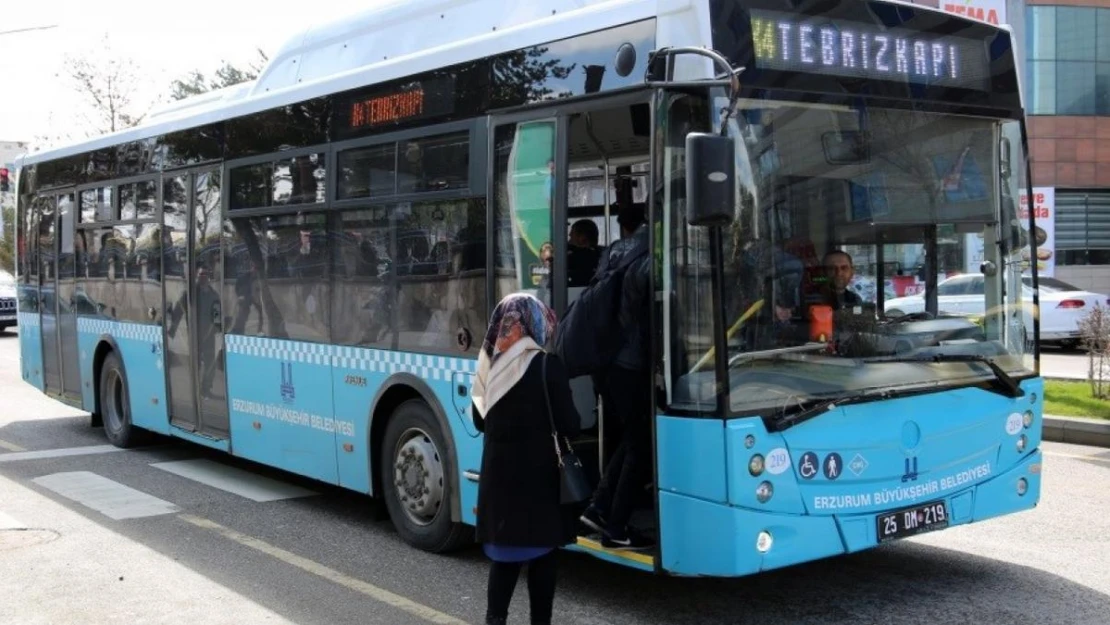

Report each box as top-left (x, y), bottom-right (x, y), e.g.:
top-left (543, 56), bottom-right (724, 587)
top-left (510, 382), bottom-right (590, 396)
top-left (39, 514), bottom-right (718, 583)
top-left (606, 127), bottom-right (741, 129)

top-left (226, 334), bottom-right (477, 380)
top-left (17, 312), bottom-right (40, 327)
top-left (77, 318), bottom-right (113, 336)
top-left (225, 335), bottom-right (332, 366)
top-left (333, 345), bottom-right (477, 381)
top-left (77, 318), bottom-right (162, 343)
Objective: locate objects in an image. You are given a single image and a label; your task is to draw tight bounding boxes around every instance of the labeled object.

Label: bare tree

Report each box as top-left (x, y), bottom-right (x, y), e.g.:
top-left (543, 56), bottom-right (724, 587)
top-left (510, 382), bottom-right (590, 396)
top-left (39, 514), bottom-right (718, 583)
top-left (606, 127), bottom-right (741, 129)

top-left (57, 34), bottom-right (150, 137)
top-left (1080, 306), bottom-right (1110, 398)
top-left (169, 49), bottom-right (270, 101)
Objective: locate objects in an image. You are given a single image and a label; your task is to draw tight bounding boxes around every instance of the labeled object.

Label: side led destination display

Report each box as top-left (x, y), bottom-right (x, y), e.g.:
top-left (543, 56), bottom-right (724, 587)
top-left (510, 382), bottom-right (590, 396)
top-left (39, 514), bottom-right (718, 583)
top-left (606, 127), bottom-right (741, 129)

top-left (339, 76), bottom-right (457, 134)
top-left (350, 88), bottom-right (426, 129)
top-left (749, 9), bottom-right (993, 91)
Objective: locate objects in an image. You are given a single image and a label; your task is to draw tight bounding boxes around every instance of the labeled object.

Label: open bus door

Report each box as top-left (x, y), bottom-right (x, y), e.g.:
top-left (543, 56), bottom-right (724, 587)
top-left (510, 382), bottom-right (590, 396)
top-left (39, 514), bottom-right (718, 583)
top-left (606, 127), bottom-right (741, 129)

top-left (489, 93), bottom-right (654, 500)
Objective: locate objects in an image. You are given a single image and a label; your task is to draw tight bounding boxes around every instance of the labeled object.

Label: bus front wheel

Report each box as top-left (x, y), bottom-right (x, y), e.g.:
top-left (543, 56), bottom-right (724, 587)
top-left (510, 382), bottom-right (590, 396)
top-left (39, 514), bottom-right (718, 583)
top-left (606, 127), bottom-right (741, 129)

top-left (379, 399), bottom-right (469, 553)
top-left (99, 351), bottom-right (147, 448)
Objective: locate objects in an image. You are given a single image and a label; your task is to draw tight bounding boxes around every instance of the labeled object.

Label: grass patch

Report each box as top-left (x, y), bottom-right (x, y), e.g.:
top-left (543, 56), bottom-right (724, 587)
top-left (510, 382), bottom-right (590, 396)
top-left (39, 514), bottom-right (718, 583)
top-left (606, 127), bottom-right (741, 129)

top-left (1044, 379), bottom-right (1110, 420)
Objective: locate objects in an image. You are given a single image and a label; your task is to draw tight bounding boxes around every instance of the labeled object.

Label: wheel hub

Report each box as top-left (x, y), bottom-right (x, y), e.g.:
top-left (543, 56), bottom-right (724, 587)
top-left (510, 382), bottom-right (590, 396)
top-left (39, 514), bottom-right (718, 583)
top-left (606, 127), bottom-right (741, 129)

top-left (393, 429), bottom-right (444, 526)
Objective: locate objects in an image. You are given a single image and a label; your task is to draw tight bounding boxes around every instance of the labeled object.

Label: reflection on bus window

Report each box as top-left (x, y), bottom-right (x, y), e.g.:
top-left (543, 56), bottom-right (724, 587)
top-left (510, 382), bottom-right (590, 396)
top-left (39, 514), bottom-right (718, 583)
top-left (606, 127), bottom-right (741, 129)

top-left (493, 121), bottom-right (555, 305)
top-left (222, 213), bottom-right (329, 342)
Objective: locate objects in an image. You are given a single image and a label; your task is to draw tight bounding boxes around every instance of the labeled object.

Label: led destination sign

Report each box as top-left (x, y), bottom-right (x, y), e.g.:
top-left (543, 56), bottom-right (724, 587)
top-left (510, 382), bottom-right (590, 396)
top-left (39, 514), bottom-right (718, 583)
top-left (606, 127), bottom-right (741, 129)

top-left (342, 76), bottom-right (457, 133)
top-left (749, 10), bottom-right (993, 91)
top-left (351, 88), bottom-right (426, 129)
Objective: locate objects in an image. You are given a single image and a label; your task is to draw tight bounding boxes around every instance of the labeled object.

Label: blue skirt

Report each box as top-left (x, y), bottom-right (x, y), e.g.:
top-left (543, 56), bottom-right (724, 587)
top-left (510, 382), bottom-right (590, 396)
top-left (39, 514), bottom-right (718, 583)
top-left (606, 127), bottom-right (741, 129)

top-left (483, 543), bottom-right (554, 563)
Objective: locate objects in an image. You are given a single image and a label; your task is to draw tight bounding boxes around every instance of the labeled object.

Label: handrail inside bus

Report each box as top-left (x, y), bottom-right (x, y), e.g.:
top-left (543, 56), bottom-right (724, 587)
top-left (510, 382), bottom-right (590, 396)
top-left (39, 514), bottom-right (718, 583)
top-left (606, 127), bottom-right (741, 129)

top-left (688, 299), bottom-right (764, 375)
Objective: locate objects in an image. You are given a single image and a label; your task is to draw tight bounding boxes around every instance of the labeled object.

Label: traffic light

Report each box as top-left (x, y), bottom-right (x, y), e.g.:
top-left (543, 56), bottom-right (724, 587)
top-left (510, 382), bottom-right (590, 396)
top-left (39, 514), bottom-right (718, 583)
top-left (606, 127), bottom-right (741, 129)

top-left (0, 168), bottom-right (9, 193)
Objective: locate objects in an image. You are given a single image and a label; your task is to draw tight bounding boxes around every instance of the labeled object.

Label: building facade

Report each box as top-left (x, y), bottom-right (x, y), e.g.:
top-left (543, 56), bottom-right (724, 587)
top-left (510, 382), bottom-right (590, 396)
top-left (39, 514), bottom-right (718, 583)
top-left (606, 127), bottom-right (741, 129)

top-left (1025, 0), bottom-right (1110, 293)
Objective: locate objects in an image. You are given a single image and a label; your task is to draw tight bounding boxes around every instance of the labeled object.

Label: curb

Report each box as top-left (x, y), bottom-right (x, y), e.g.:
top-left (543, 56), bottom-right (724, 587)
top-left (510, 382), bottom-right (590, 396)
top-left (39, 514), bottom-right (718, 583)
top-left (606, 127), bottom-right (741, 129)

top-left (1043, 415), bottom-right (1110, 448)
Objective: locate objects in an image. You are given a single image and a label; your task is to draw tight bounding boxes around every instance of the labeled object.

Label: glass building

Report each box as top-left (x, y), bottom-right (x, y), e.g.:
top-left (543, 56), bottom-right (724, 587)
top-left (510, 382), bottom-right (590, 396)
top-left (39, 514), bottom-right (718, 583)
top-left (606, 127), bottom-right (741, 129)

top-left (1026, 1), bottom-right (1110, 293)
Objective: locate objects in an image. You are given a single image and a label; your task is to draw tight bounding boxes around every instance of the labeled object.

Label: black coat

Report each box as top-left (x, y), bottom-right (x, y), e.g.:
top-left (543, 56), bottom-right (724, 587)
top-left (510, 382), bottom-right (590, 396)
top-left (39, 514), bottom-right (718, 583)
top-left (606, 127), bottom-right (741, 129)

top-left (595, 225), bottom-right (650, 372)
top-left (471, 352), bottom-right (581, 547)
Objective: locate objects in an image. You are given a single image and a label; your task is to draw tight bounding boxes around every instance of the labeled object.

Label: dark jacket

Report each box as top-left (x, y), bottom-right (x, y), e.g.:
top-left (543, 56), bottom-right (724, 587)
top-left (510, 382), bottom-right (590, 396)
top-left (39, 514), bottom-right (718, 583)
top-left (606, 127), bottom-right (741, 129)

top-left (595, 224), bottom-right (651, 371)
top-left (471, 353), bottom-right (582, 547)
top-left (827, 287), bottom-right (862, 311)
top-left (567, 244), bottom-right (601, 287)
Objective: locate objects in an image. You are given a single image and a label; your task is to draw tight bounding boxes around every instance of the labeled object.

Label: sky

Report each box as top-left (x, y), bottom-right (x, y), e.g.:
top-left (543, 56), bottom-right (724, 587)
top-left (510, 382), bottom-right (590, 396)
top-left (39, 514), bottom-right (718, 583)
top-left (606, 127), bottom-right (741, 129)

top-left (0, 0), bottom-right (375, 149)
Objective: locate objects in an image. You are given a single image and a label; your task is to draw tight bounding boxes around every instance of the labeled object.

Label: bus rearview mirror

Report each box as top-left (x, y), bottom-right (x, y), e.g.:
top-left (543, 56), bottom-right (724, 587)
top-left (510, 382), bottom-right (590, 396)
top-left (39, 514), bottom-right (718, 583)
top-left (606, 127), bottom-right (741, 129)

top-left (685, 133), bottom-right (735, 227)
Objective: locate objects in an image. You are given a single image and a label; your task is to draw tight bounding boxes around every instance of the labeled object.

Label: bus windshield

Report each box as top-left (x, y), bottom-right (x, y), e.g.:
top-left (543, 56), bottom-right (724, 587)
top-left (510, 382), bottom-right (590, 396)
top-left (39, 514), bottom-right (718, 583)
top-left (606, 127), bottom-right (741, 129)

top-left (669, 96), bottom-right (1035, 416)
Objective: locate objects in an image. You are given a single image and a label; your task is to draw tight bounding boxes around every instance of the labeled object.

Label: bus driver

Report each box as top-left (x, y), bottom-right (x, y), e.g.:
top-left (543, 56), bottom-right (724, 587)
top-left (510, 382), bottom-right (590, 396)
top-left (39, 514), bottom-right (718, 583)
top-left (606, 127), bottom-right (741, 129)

top-left (823, 250), bottom-right (862, 311)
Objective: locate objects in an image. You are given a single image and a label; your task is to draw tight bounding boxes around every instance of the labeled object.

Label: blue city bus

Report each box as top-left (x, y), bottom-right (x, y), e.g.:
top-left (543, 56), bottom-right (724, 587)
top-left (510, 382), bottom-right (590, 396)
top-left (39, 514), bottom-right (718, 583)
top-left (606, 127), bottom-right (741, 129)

top-left (13, 0), bottom-right (1043, 576)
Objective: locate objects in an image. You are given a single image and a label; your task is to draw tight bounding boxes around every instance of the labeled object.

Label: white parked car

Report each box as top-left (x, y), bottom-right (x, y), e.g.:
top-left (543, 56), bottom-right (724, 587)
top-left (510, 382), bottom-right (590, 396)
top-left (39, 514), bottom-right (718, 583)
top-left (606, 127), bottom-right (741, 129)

top-left (0, 269), bottom-right (16, 333)
top-left (883, 274), bottom-right (1109, 349)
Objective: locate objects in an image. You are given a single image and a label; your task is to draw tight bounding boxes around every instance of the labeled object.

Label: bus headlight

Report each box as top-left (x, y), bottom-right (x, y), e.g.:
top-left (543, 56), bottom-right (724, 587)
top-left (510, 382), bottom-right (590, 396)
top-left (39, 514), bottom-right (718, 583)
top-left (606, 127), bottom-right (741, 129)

top-left (756, 531), bottom-right (773, 553)
top-left (1017, 478), bottom-right (1028, 496)
top-left (1023, 411), bottom-right (1034, 428)
top-left (755, 481), bottom-right (774, 503)
top-left (749, 454), bottom-right (765, 476)
top-left (1017, 434), bottom-right (1027, 452)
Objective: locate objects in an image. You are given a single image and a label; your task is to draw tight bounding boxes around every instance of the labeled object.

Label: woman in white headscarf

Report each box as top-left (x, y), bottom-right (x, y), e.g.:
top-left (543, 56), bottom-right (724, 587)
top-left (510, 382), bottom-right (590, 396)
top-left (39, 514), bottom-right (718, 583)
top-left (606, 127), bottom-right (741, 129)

top-left (471, 292), bottom-right (581, 625)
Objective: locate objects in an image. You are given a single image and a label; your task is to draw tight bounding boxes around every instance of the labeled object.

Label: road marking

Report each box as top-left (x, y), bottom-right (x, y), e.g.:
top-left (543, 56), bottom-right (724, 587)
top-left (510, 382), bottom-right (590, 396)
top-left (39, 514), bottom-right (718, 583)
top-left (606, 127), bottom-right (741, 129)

top-left (0, 438), bottom-right (27, 452)
top-left (1044, 451), bottom-right (1110, 466)
top-left (150, 459), bottom-right (316, 502)
top-left (33, 471), bottom-right (180, 520)
top-left (179, 514), bottom-right (469, 625)
top-left (0, 444), bottom-right (123, 463)
top-left (0, 511), bottom-right (24, 530)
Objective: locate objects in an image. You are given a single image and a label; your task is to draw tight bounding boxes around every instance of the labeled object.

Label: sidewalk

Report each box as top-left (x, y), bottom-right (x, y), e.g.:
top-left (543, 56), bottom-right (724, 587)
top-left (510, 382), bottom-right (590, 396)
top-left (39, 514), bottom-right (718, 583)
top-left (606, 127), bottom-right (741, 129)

top-left (0, 471), bottom-right (296, 625)
top-left (1043, 414), bottom-right (1110, 448)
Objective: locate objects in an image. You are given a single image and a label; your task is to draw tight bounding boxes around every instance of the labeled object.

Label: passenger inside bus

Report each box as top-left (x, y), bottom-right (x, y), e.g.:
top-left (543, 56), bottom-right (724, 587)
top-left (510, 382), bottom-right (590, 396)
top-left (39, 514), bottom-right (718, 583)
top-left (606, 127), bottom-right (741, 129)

top-left (566, 219), bottom-right (601, 286)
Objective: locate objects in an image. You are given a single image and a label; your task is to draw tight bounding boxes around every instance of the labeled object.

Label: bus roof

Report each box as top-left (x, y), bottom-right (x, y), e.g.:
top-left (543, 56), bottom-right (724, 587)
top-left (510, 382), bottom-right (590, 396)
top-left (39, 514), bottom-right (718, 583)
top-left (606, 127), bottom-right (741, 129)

top-left (18, 0), bottom-right (1022, 170)
top-left (20, 0), bottom-right (658, 168)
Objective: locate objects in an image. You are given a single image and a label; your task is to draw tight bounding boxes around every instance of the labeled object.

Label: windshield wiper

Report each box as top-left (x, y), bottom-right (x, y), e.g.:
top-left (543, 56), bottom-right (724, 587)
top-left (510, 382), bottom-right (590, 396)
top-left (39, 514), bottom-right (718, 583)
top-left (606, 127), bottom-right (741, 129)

top-left (867, 354), bottom-right (1024, 398)
top-left (727, 343), bottom-right (828, 368)
top-left (768, 388), bottom-right (891, 432)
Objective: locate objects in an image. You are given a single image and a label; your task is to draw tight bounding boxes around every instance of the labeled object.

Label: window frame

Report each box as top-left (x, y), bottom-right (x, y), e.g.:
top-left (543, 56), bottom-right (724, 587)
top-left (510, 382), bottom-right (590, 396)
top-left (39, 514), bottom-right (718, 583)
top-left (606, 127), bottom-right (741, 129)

top-left (74, 173), bottom-right (161, 226)
top-left (330, 118), bottom-right (486, 209)
top-left (226, 144), bottom-right (330, 212)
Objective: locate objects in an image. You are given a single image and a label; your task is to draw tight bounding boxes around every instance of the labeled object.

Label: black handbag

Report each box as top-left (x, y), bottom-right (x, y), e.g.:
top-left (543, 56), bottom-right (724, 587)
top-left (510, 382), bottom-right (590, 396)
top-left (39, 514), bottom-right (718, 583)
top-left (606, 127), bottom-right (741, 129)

top-left (542, 353), bottom-right (592, 505)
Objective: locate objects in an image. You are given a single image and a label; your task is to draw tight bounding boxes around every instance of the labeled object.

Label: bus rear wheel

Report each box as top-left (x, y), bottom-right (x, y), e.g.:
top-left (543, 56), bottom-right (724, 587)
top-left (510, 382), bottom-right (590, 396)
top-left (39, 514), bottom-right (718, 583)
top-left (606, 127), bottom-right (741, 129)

top-left (99, 351), bottom-right (147, 448)
top-left (379, 399), bottom-right (469, 553)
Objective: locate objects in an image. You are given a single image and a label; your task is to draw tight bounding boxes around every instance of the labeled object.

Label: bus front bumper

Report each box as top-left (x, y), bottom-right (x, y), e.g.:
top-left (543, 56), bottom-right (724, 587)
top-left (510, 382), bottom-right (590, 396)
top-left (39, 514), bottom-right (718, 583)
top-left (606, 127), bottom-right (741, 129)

top-left (657, 449), bottom-right (1042, 577)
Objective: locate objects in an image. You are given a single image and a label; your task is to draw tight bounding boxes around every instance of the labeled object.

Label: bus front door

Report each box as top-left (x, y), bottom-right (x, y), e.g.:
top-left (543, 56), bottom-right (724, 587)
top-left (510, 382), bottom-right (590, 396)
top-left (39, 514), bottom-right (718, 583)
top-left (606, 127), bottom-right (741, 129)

top-left (162, 169), bottom-right (229, 440)
top-left (489, 114), bottom-right (564, 311)
top-left (490, 95), bottom-right (653, 486)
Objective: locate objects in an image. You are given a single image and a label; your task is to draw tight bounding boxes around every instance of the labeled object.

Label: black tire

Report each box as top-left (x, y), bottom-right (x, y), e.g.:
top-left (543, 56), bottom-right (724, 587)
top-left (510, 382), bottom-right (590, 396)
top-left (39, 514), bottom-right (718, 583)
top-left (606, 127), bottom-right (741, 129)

top-left (99, 351), bottom-right (147, 448)
top-left (379, 399), bottom-right (470, 553)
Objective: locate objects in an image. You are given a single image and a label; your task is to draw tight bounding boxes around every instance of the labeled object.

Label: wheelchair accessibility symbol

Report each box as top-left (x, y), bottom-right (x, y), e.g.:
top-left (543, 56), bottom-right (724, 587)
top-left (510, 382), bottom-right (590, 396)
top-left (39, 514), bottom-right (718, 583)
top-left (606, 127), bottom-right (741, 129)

top-left (798, 452), bottom-right (819, 480)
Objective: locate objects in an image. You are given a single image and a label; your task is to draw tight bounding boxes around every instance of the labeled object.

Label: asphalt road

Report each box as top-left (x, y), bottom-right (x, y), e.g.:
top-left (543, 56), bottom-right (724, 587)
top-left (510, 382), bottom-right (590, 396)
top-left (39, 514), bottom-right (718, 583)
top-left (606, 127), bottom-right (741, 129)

top-left (1, 330), bottom-right (1109, 625)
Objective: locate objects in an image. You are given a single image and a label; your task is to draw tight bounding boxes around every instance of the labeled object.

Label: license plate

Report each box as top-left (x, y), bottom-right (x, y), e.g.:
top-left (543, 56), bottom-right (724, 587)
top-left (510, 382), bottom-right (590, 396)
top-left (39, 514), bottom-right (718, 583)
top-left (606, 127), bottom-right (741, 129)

top-left (876, 500), bottom-right (950, 543)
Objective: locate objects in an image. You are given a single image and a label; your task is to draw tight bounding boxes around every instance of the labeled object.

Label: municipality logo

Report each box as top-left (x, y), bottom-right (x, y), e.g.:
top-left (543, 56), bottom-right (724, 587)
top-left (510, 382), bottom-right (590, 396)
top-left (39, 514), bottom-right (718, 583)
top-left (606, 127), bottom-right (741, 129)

top-left (280, 362), bottom-right (295, 404)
